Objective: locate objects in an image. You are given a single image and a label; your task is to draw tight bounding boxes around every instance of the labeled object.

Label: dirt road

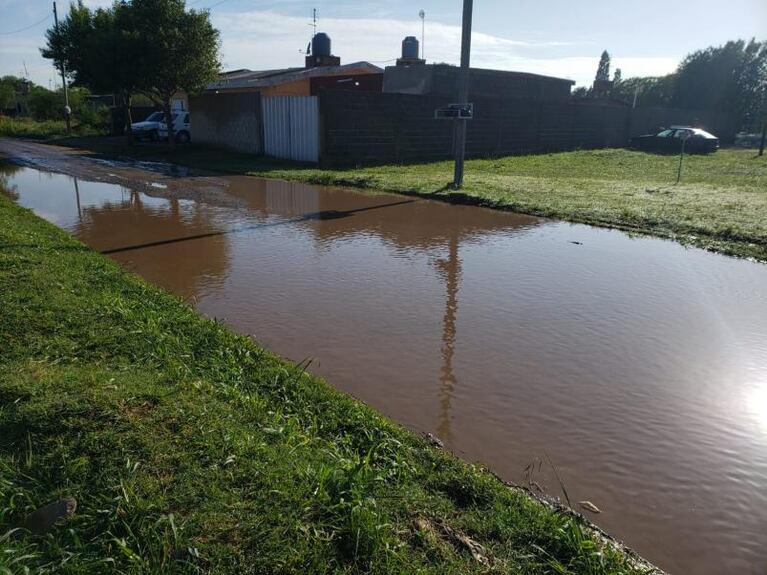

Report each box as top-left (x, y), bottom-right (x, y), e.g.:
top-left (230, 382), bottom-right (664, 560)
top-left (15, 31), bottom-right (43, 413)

top-left (0, 139), bottom-right (244, 207)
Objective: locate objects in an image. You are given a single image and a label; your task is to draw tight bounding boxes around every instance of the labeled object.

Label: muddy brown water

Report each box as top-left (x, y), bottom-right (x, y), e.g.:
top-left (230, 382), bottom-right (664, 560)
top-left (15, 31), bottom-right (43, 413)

top-left (2, 149), bottom-right (767, 574)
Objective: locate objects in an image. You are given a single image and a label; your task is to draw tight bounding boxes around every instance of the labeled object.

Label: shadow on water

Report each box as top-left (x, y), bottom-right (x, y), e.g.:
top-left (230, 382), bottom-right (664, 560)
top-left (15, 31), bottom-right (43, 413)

top-left (100, 199), bottom-right (416, 255)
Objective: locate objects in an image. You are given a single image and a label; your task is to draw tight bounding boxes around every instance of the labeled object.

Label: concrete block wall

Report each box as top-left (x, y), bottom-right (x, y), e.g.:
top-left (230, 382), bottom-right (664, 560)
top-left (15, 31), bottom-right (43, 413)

top-left (188, 92), bottom-right (263, 154)
top-left (319, 90), bottom-right (733, 166)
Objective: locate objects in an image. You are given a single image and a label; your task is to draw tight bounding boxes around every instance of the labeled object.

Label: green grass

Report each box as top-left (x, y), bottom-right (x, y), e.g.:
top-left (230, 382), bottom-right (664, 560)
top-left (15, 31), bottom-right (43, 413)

top-left (0, 117), bottom-right (106, 140)
top-left (53, 137), bottom-right (767, 261)
top-left (0, 196), bottom-right (656, 573)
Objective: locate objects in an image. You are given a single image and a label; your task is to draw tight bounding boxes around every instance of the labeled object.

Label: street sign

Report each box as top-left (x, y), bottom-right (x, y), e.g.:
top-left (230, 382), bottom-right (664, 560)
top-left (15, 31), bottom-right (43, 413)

top-left (434, 103), bottom-right (473, 120)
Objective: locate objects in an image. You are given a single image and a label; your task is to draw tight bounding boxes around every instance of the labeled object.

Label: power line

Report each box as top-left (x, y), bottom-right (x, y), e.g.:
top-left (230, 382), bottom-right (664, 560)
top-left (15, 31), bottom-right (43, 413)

top-left (0, 13), bottom-right (52, 35)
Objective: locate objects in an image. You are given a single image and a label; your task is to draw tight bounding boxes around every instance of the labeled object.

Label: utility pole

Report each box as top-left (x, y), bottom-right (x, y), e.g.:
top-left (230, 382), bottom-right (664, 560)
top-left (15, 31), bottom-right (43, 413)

top-left (419, 10), bottom-right (426, 60)
top-left (452, 0), bottom-right (473, 189)
top-left (52, 1), bottom-right (71, 134)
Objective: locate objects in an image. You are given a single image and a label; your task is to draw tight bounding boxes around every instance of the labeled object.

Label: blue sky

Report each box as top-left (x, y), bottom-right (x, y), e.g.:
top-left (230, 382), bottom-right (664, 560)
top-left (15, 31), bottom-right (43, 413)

top-left (1, 0), bottom-right (765, 89)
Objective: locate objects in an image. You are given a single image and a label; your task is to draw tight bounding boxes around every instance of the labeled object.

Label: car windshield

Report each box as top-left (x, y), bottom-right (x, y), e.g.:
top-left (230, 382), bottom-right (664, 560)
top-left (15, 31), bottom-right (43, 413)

top-left (657, 129), bottom-right (674, 137)
top-left (145, 112), bottom-right (164, 122)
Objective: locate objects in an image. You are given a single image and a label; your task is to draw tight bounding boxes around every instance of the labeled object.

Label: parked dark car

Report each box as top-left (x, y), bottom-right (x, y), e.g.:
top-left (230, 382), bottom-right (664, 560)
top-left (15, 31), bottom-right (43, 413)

top-left (630, 127), bottom-right (719, 154)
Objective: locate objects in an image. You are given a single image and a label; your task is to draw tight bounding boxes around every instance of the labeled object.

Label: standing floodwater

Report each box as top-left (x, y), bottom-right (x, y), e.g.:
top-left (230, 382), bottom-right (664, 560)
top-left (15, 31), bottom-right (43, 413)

top-left (2, 156), bottom-right (766, 575)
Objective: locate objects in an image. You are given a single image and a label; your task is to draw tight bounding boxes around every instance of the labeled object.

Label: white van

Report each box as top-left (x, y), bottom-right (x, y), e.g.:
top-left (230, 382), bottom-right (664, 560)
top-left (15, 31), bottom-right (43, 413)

top-left (158, 112), bottom-right (191, 143)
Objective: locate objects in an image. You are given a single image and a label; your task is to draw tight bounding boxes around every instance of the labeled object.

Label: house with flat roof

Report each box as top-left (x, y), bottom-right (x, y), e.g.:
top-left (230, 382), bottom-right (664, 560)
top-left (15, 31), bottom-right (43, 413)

top-left (205, 62), bottom-right (384, 97)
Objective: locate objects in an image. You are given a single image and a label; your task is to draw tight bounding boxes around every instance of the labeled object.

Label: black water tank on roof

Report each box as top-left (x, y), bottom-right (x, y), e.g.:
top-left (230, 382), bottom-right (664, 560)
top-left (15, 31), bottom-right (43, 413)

top-left (402, 36), bottom-right (419, 59)
top-left (312, 33), bottom-right (331, 57)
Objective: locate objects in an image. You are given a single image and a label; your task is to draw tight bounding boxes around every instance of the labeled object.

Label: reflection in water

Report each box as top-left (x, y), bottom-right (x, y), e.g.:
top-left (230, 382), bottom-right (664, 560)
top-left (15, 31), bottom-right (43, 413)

top-left (3, 164), bottom-right (767, 575)
top-left (435, 234), bottom-right (460, 444)
top-left (73, 177), bottom-right (82, 221)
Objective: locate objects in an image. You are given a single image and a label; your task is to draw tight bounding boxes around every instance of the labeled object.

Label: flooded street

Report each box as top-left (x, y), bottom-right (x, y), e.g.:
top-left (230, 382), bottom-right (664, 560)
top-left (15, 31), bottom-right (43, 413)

top-left (2, 142), bottom-right (767, 574)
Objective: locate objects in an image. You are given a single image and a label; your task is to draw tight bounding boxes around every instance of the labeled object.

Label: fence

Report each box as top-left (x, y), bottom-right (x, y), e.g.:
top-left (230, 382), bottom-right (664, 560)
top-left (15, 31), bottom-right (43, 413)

top-left (188, 92), bottom-right (262, 154)
top-left (317, 91), bottom-right (735, 166)
top-left (186, 89), bottom-right (734, 166)
top-left (262, 96), bottom-right (320, 163)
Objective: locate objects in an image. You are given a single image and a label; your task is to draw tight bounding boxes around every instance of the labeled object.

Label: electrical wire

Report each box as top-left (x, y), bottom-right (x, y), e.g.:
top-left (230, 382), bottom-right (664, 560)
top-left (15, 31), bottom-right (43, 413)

top-left (0, 13), bottom-right (52, 35)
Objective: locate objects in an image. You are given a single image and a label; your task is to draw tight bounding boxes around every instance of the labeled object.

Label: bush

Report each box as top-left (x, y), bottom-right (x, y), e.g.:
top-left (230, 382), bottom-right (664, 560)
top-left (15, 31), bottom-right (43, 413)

top-left (0, 116), bottom-right (106, 139)
top-left (77, 104), bottom-right (110, 129)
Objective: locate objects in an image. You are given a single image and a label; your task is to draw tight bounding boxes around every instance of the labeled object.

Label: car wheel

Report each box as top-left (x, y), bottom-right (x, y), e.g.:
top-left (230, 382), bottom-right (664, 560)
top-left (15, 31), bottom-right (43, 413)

top-left (149, 130), bottom-right (159, 142)
top-left (176, 130), bottom-right (190, 144)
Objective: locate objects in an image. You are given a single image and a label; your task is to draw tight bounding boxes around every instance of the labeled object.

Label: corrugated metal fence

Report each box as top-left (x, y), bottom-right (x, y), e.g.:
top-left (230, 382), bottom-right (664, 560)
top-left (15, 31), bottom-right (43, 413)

top-left (262, 96), bottom-right (320, 163)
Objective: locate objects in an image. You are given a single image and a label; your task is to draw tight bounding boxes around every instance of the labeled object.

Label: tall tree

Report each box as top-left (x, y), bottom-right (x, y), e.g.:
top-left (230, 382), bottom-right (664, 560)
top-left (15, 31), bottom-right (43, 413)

top-left (673, 39), bottom-right (766, 130)
top-left (41, 1), bottom-right (145, 139)
top-left (0, 77), bottom-right (17, 110)
top-left (595, 50), bottom-right (611, 82)
top-left (131, 0), bottom-right (219, 149)
top-left (612, 75), bottom-right (676, 107)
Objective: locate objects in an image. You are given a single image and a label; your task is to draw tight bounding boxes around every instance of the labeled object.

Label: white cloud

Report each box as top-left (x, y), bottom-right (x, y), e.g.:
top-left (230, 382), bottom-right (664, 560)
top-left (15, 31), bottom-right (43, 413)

top-left (0, 7), bottom-right (680, 88)
top-left (213, 10), bottom-right (679, 87)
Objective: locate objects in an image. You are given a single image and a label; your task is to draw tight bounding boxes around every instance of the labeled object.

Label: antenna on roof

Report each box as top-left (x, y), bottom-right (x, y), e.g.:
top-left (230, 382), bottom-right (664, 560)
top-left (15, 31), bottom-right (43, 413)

top-left (300, 8), bottom-right (317, 54)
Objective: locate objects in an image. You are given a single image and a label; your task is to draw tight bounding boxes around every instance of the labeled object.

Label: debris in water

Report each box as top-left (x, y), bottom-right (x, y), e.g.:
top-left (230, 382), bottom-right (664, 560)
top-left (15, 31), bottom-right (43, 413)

top-left (423, 432), bottom-right (444, 448)
top-left (578, 500), bottom-right (601, 514)
top-left (530, 481), bottom-right (544, 493)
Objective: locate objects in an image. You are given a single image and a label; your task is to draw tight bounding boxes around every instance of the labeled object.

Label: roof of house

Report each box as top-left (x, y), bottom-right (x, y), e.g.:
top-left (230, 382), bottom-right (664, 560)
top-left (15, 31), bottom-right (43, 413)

top-left (207, 62), bottom-right (384, 91)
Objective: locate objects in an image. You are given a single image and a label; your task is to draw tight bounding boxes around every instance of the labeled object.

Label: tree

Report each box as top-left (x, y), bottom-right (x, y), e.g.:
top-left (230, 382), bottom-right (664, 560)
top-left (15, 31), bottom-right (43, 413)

top-left (673, 39), bottom-right (766, 130)
top-left (42, 0), bottom-right (219, 147)
top-left (42, 1), bottom-right (146, 140)
top-left (595, 50), bottom-right (611, 82)
top-left (0, 76), bottom-right (18, 111)
top-left (612, 75), bottom-right (676, 107)
top-left (130, 0), bottom-right (219, 149)
top-left (613, 68), bottom-right (622, 84)
top-left (572, 86), bottom-right (590, 98)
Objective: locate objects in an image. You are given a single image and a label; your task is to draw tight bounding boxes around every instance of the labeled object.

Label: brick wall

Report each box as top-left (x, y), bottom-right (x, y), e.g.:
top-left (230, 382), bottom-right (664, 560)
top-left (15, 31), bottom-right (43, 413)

top-left (318, 91), bottom-right (734, 166)
top-left (188, 92), bottom-right (262, 154)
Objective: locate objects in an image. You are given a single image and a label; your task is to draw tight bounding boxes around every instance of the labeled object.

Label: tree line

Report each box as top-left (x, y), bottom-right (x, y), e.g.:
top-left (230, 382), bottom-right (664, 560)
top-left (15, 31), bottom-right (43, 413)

top-left (42, 0), bottom-right (219, 148)
top-left (576, 40), bottom-right (767, 140)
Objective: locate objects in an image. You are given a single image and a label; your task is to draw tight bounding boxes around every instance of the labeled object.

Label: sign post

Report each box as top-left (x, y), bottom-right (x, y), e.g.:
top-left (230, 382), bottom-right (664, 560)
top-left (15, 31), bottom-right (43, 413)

top-left (676, 131), bottom-right (690, 184)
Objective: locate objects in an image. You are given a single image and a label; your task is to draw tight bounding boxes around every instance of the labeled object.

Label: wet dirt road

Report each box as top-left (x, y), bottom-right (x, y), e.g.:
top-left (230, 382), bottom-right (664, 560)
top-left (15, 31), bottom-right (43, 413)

top-left (2, 140), bottom-right (767, 574)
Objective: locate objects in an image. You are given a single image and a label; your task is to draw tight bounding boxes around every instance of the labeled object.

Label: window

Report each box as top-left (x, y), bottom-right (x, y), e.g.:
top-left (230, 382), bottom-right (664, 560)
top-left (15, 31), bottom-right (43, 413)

top-left (657, 129), bottom-right (674, 137)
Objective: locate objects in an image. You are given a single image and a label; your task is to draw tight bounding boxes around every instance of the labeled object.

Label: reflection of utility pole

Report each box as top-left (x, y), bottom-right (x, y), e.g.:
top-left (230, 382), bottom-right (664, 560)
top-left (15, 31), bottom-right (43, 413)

top-left (452, 0), bottom-right (473, 188)
top-left (52, 2), bottom-right (71, 134)
top-left (73, 177), bottom-right (81, 220)
top-left (436, 233), bottom-right (460, 443)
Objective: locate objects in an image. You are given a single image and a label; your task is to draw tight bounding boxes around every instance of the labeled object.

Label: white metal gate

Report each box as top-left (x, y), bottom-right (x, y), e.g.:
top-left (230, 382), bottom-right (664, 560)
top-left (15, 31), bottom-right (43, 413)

top-left (262, 96), bottom-right (320, 163)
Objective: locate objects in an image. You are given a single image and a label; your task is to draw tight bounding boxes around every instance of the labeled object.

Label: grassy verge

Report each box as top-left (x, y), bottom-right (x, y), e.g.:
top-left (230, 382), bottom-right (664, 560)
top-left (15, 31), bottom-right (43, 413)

top-left (0, 196), bottom-right (654, 573)
top-left (0, 117), bottom-right (106, 140)
top-left (52, 136), bottom-right (767, 261)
